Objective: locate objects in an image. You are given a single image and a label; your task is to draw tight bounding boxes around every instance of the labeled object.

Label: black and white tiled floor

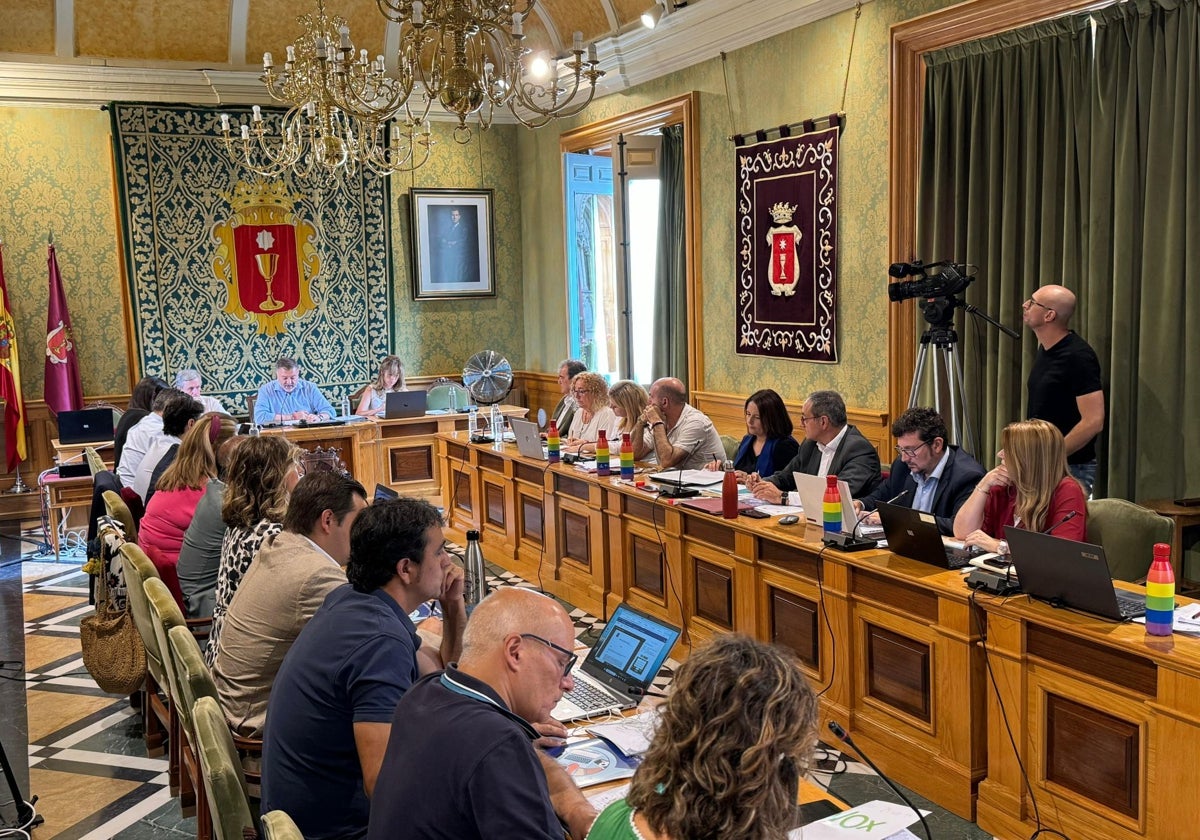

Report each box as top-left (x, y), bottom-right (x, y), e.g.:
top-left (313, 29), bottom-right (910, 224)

top-left (8, 545), bottom-right (990, 839)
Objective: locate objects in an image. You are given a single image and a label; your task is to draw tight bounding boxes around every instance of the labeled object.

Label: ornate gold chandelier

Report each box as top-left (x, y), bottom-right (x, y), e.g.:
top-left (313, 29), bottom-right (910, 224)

top-left (219, 1), bottom-right (435, 178)
top-left (375, 0), bottom-right (605, 140)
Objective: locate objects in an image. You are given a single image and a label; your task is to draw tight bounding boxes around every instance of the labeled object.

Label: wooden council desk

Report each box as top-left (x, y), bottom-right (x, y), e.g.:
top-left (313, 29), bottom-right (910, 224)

top-left (436, 432), bottom-right (986, 820)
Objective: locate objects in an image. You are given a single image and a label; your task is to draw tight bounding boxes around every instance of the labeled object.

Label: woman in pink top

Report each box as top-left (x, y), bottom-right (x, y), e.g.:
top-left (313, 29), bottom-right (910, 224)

top-left (954, 418), bottom-right (1087, 556)
top-left (139, 413), bottom-right (237, 609)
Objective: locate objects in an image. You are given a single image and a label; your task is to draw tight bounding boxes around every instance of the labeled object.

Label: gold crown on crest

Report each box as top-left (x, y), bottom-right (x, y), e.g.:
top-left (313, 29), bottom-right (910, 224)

top-left (769, 201), bottom-right (797, 224)
top-left (225, 178), bottom-right (298, 213)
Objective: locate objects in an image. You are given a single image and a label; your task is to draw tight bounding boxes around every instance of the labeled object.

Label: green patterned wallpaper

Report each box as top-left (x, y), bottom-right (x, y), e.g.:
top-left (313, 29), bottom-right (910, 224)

top-left (519, 0), bottom-right (954, 408)
top-left (390, 122), bottom-right (526, 378)
top-left (0, 105), bottom-right (127, 398)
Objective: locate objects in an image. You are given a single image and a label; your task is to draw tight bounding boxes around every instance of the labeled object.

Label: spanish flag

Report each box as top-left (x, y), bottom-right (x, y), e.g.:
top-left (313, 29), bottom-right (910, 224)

top-left (0, 243), bottom-right (27, 472)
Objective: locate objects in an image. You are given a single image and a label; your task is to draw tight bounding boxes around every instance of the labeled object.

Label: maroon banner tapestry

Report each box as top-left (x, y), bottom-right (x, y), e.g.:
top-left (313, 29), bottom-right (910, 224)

top-left (735, 127), bottom-right (839, 362)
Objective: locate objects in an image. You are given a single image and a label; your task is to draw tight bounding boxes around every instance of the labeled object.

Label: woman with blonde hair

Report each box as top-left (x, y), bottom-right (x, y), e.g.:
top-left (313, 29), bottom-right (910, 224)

top-left (205, 435), bottom-right (301, 664)
top-left (356, 355), bottom-right (407, 416)
top-left (608, 380), bottom-right (649, 437)
top-left (586, 634), bottom-right (819, 840)
top-left (139, 413), bottom-right (238, 608)
top-left (954, 418), bottom-right (1087, 555)
top-left (563, 372), bottom-right (622, 456)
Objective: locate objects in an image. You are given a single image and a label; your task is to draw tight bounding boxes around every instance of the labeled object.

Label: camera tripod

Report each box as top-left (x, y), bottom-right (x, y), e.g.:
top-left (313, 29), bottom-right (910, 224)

top-left (908, 323), bottom-right (976, 456)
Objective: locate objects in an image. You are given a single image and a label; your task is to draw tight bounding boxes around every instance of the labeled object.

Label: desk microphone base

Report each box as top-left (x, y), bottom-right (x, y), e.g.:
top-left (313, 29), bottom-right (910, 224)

top-left (656, 485), bottom-right (700, 499)
top-left (966, 568), bottom-right (1020, 596)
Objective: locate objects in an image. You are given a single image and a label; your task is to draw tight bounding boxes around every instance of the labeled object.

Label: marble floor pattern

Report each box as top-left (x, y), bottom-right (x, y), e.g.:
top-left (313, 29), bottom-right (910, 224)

top-left (9, 551), bottom-right (991, 839)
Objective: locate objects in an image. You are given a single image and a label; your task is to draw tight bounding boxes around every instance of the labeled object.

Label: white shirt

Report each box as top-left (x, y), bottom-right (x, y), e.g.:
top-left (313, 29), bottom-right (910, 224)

top-left (644, 403), bottom-right (725, 471)
top-left (565, 405), bottom-right (622, 444)
top-left (118, 413), bottom-right (164, 486)
top-left (196, 394), bottom-right (226, 414)
top-left (817, 424), bottom-right (850, 477)
top-left (911, 447), bottom-right (951, 513)
top-left (132, 434), bottom-right (182, 501)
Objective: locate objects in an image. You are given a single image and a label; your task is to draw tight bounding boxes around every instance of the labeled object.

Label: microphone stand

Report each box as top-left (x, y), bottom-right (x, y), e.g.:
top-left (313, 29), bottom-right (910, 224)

top-left (827, 721), bottom-right (932, 840)
top-left (655, 439), bottom-right (704, 499)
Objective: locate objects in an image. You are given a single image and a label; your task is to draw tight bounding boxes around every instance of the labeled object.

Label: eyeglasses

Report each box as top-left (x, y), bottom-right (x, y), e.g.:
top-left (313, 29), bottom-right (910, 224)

top-left (1024, 297), bottom-right (1054, 313)
top-left (571, 388), bottom-right (589, 396)
top-left (895, 441), bottom-right (930, 458)
top-left (520, 633), bottom-right (578, 678)
top-left (799, 414), bottom-right (821, 424)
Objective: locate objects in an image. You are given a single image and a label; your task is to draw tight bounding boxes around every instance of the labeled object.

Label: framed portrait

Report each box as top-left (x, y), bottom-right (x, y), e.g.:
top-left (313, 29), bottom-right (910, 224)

top-left (410, 188), bottom-right (496, 299)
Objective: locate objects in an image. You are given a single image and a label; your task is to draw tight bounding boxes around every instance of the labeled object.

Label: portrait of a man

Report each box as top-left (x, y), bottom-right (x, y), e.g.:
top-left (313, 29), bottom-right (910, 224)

top-left (431, 205), bottom-right (480, 285)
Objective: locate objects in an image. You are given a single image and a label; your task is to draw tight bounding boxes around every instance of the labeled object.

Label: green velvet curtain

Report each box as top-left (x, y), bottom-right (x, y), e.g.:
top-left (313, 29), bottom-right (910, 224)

top-left (917, 0), bottom-right (1199, 503)
top-left (652, 124), bottom-right (688, 386)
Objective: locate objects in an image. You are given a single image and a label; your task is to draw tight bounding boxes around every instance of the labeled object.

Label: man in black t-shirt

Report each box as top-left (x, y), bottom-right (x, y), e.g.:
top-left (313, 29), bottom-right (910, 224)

top-left (1023, 284), bottom-right (1105, 495)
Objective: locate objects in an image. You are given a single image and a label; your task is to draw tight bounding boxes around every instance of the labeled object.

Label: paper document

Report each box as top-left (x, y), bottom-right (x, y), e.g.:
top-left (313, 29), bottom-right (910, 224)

top-left (585, 708), bottom-right (662, 756)
top-left (648, 469), bottom-right (724, 486)
top-left (789, 800), bottom-right (930, 839)
top-left (586, 783), bottom-right (630, 810)
top-left (548, 737), bottom-right (638, 788)
top-left (755, 504), bottom-right (805, 516)
top-left (1132, 604), bottom-right (1200, 635)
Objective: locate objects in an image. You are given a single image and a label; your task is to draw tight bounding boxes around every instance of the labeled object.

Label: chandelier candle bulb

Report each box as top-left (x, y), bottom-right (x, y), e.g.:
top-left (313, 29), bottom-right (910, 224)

top-left (512, 12), bottom-right (522, 35)
top-left (573, 31), bottom-right (583, 51)
top-left (240, 124), bottom-right (250, 140)
top-left (221, 113), bottom-right (230, 131)
top-left (413, 1), bottom-right (423, 24)
top-left (263, 52), bottom-right (273, 69)
top-left (823, 475), bottom-right (842, 536)
top-left (1145, 542), bottom-right (1175, 637)
top-left (252, 105), bottom-right (262, 121)
top-left (588, 43), bottom-right (598, 63)
top-left (286, 45), bottom-right (296, 62)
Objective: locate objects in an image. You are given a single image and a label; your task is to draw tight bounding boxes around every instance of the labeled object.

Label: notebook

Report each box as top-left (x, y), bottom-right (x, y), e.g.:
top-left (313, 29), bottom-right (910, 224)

top-left (383, 390), bottom-right (428, 418)
top-left (876, 500), bottom-right (984, 569)
top-left (792, 473), bottom-right (884, 536)
top-left (57, 408), bottom-right (117, 444)
top-left (553, 603), bottom-right (681, 723)
top-left (510, 417), bottom-right (548, 461)
top-left (1004, 527), bottom-right (1146, 621)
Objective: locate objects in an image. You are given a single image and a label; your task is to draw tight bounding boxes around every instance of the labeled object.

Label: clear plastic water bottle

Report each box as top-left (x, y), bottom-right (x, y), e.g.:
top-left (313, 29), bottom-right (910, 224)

top-left (449, 386), bottom-right (458, 412)
top-left (468, 406), bottom-right (479, 438)
top-left (490, 405), bottom-right (502, 441)
top-left (340, 393), bottom-right (351, 418)
top-left (248, 422), bottom-right (261, 437)
top-left (463, 530), bottom-right (488, 613)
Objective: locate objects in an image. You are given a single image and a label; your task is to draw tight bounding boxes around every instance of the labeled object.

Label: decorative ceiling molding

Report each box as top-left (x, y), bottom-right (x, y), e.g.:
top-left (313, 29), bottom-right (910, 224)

top-left (0, 0), bottom-right (869, 109)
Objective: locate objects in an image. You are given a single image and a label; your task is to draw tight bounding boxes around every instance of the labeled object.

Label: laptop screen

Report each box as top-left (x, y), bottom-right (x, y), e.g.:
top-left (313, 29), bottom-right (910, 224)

top-left (587, 603), bottom-right (680, 685)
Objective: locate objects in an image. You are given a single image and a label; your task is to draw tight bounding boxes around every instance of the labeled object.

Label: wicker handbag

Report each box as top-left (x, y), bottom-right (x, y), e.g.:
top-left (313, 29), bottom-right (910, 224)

top-left (80, 528), bottom-right (146, 695)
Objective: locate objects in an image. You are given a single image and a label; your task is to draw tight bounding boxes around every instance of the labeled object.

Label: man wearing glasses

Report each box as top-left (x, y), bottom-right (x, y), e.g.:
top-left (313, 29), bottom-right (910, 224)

top-left (854, 407), bottom-right (985, 535)
top-left (261, 498), bottom-right (465, 840)
top-left (1023, 285), bottom-right (1105, 495)
top-left (746, 389), bottom-right (882, 501)
top-left (368, 587), bottom-right (596, 840)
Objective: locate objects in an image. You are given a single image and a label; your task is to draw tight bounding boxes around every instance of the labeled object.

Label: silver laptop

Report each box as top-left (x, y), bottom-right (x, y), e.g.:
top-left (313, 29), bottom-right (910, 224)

top-left (553, 603), bottom-right (681, 723)
top-left (792, 473), bottom-right (883, 535)
top-left (509, 417), bottom-right (548, 460)
top-left (1005, 527), bottom-right (1146, 621)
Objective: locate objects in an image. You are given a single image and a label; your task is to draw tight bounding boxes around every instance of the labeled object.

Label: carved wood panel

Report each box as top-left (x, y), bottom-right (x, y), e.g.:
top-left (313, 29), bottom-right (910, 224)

top-left (520, 492), bottom-right (544, 544)
top-left (389, 446), bottom-right (433, 482)
top-left (866, 623), bottom-right (931, 722)
top-left (769, 587), bottom-right (820, 667)
top-left (694, 558), bottom-right (733, 629)
top-left (631, 534), bottom-right (664, 598)
top-left (1045, 694), bottom-right (1140, 818)
top-left (485, 481), bottom-right (507, 528)
top-left (561, 508), bottom-right (591, 571)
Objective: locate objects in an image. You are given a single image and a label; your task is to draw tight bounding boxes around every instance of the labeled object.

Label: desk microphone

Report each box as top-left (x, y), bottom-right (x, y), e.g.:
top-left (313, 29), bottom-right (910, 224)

top-left (627, 686), bottom-right (669, 699)
top-left (1043, 510), bottom-right (1078, 535)
top-left (656, 439), bottom-right (704, 499)
top-left (851, 489), bottom-right (911, 539)
top-left (827, 721), bottom-right (932, 840)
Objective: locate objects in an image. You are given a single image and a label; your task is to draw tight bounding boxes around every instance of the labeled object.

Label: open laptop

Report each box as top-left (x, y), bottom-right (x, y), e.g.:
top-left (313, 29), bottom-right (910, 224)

top-left (876, 500), bottom-right (984, 569)
top-left (1005, 527), bottom-right (1146, 621)
top-left (553, 603), bottom-right (681, 723)
top-left (383, 390), bottom-right (427, 418)
top-left (57, 408), bottom-right (117, 444)
top-left (510, 417), bottom-right (548, 461)
top-left (792, 473), bottom-right (884, 536)
top-left (373, 484), bottom-right (399, 502)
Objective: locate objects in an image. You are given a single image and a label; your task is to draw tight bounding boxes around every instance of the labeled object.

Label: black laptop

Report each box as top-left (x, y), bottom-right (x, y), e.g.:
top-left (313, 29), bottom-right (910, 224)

top-left (383, 391), bottom-right (428, 418)
top-left (877, 500), bottom-right (986, 569)
top-left (1005, 527), bottom-right (1146, 621)
top-left (57, 408), bottom-right (117, 444)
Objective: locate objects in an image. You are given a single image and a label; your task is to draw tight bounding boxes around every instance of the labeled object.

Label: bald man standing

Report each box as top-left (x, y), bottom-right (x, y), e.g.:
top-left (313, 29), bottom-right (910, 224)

top-left (1023, 284), bottom-right (1105, 495)
top-left (368, 588), bottom-right (595, 840)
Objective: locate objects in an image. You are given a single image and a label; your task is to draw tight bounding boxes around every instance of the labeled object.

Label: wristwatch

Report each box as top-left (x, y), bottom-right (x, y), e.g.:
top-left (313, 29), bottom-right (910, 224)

top-left (997, 539), bottom-right (1009, 556)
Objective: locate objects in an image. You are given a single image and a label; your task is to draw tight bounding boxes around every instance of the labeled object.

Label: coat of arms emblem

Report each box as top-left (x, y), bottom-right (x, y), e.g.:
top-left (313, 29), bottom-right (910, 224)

top-left (766, 201), bottom-right (802, 297)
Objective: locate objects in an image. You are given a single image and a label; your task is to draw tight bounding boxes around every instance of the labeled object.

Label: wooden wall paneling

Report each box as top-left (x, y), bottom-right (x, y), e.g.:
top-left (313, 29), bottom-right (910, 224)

top-left (551, 482), bottom-right (607, 616)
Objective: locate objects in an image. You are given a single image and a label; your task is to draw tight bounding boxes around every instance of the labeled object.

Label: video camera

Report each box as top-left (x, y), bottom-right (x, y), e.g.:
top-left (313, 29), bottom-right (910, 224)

top-left (887, 260), bottom-right (976, 330)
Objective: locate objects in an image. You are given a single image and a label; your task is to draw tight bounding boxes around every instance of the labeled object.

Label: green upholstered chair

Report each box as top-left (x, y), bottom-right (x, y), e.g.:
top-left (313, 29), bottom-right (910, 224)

top-left (104, 490), bottom-right (139, 543)
top-left (720, 434), bottom-right (740, 462)
top-left (120, 544), bottom-right (168, 758)
top-left (260, 811), bottom-right (304, 840)
top-left (145, 577), bottom-right (193, 808)
top-left (193, 696), bottom-right (258, 840)
top-left (84, 446), bottom-right (107, 476)
top-left (1086, 498), bottom-right (1174, 582)
top-left (427, 379), bottom-right (470, 411)
top-left (169, 624), bottom-right (219, 840)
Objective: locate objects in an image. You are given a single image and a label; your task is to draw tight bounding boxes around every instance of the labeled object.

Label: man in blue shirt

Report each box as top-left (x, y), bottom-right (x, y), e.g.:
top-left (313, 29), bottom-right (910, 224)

top-left (855, 407), bottom-right (985, 535)
top-left (254, 356), bottom-right (334, 424)
top-left (261, 498), bottom-right (465, 840)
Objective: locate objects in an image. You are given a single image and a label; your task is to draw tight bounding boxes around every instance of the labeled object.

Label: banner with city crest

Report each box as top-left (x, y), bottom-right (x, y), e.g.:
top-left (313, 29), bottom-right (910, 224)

top-left (111, 103), bottom-right (392, 409)
top-left (734, 127), bottom-right (839, 362)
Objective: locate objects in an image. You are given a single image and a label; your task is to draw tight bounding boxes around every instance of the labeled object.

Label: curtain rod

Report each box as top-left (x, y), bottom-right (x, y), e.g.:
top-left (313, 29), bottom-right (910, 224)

top-left (728, 113), bottom-right (845, 146)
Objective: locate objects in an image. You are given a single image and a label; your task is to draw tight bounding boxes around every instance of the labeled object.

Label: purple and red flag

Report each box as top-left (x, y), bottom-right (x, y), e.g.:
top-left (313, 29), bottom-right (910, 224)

top-left (43, 242), bottom-right (83, 416)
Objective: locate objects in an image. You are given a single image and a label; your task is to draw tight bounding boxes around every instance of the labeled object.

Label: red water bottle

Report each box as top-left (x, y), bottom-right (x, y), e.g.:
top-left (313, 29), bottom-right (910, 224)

top-left (721, 459), bottom-right (738, 519)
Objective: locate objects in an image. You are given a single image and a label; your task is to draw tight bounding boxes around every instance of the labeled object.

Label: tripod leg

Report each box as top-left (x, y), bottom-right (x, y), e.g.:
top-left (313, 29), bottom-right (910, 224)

top-left (943, 344), bottom-right (976, 455)
top-left (908, 342), bottom-right (930, 408)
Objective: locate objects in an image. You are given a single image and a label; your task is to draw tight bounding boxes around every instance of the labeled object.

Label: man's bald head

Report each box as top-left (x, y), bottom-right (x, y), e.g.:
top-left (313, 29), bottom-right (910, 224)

top-left (461, 588), bottom-right (570, 661)
top-left (649, 377), bottom-right (687, 406)
top-left (1039, 284), bottom-right (1076, 322)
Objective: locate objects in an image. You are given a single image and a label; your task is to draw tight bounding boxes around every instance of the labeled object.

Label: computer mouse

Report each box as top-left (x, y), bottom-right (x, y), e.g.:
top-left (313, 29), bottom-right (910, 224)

top-left (778, 515), bottom-right (800, 526)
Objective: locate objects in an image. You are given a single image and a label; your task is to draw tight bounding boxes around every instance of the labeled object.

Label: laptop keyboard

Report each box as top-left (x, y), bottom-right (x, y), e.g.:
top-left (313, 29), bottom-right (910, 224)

top-left (562, 677), bottom-right (618, 713)
top-left (945, 546), bottom-right (984, 569)
top-left (1115, 591), bottom-right (1147, 618)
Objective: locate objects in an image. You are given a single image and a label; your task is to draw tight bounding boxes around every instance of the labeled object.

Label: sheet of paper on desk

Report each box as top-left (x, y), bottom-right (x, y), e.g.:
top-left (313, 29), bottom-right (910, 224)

top-left (586, 783), bottom-right (630, 810)
top-left (789, 800), bottom-right (930, 839)
top-left (755, 504), bottom-right (805, 516)
top-left (550, 738), bottom-right (637, 788)
top-left (585, 708), bottom-right (662, 756)
top-left (1132, 604), bottom-right (1200, 635)
top-left (648, 469), bottom-right (724, 486)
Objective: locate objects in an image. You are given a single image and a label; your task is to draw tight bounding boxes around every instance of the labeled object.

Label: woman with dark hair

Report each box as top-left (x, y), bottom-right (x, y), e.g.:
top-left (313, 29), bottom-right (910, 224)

top-left (707, 389), bottom-right (799, 480)
top-left (356, 355), bottom-right (407, 417)
top-left (205, 435), bottom-right (300, 664)
top-left (114, 375), bottom-right (168, 469)
top-left (586, 634), bottom-right (819, 840)
top-left (954, 418), bottom-right (1087, 555)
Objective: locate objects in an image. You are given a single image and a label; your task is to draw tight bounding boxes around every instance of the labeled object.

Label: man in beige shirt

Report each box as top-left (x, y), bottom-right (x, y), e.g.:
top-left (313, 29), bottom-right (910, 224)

top-left (213, 471), bottom-right (368, 737)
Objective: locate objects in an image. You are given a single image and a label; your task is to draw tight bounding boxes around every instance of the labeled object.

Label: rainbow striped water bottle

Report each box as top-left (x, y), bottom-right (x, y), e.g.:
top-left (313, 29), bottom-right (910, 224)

top-left (547, 420), bottom-right (561, 464)
top-left (1144, 542), bottom-right (1175, 637)
top-left (823, 475), bottom-right (842, 536)
top-left (620, 433), bottom-right (635, 480)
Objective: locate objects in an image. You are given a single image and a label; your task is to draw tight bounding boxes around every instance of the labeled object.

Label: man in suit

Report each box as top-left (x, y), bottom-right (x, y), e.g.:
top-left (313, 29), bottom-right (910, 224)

top-left (746, 390), bottom-right (881, 500)
top-left (549, 358), bottom-right (586, 435)
top-left (855, 407), bottom-right (985, 535)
